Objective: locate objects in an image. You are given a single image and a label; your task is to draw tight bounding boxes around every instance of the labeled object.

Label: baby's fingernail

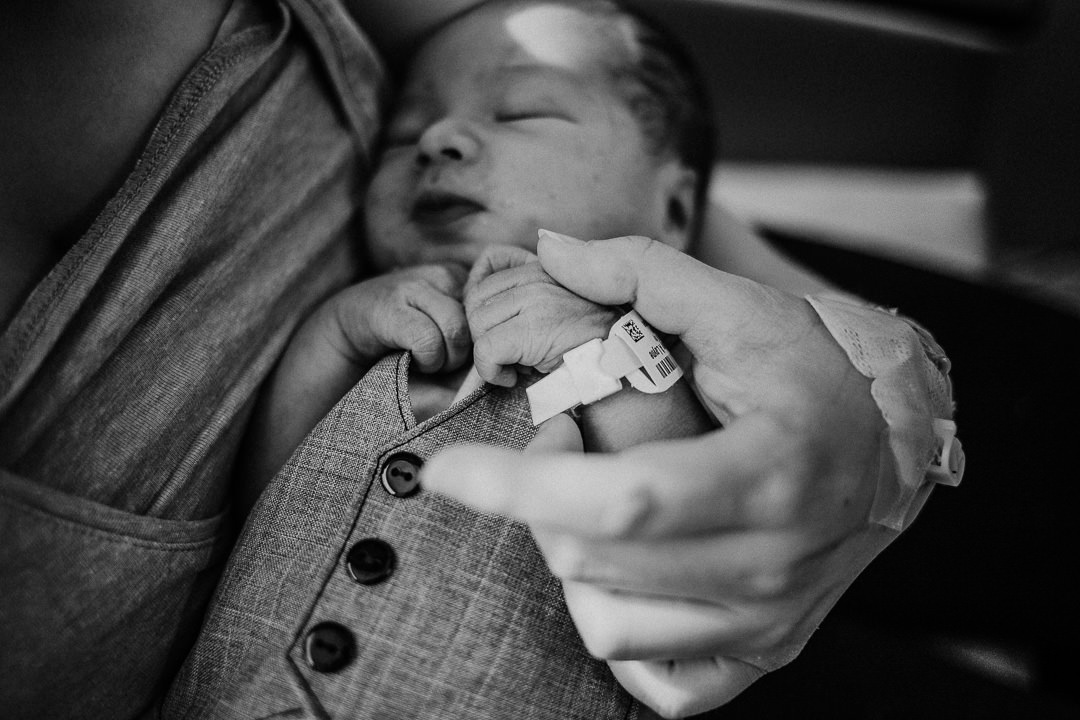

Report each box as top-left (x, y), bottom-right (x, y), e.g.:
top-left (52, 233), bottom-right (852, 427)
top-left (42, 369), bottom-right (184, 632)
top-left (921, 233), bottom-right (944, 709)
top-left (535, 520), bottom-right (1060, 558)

top-left (538, 228), bottom-right (585, 246)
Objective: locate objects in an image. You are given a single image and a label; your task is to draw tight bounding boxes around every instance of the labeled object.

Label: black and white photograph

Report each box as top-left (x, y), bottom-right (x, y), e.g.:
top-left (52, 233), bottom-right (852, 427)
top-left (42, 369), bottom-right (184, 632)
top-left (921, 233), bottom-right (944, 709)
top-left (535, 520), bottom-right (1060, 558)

top-left (2, 1), bottom-right (1077, 718)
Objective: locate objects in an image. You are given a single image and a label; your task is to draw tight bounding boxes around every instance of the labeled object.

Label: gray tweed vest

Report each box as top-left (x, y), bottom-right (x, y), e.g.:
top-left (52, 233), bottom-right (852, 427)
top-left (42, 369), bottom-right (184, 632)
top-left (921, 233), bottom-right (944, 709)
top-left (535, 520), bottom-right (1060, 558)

top-left (164, 353), bottom-right (638, 719)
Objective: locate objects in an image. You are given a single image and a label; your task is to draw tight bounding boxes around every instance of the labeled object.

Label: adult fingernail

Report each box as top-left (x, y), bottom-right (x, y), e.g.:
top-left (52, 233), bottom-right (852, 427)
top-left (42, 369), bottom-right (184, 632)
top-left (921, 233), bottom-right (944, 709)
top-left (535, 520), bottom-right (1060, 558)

top-left (538, 228), bottom-right (585, 246)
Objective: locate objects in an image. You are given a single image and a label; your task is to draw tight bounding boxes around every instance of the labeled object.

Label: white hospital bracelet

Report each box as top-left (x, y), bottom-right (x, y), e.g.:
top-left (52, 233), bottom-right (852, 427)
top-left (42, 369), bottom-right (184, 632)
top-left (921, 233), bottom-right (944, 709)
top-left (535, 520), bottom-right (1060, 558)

top-left (526, 310), bottom-right (682, 425)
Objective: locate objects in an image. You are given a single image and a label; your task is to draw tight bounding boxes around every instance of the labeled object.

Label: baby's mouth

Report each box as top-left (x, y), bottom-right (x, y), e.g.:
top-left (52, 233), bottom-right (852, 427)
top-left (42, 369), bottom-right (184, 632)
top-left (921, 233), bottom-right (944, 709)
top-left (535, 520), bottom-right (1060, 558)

top-left (412, 191), bottom-right (485, 226)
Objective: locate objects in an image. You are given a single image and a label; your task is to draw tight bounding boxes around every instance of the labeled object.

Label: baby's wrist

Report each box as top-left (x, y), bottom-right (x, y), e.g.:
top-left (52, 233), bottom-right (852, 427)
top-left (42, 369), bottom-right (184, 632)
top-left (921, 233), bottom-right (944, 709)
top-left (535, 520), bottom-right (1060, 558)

top-left (319, 286), bottom-right (390, 367)
top-left (526, 309), bottom-right (687, 425)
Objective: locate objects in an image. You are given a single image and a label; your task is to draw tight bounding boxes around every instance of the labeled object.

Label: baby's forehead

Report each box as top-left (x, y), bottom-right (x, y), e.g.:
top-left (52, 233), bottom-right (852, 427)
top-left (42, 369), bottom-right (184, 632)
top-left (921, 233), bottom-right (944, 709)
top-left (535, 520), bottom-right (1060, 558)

top-left (414, 1), bottom-right (638, 82)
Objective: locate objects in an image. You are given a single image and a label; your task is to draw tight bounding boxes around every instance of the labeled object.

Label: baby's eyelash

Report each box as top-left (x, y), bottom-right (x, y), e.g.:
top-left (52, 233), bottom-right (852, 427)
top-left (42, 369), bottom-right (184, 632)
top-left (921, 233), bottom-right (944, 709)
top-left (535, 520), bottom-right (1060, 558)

top-left (494, 110), bottom-right (573, 123)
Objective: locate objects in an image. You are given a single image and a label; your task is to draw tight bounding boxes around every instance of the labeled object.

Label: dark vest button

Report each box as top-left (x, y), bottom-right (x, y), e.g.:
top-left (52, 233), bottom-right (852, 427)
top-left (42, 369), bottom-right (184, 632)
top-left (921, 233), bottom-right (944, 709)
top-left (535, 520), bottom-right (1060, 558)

top-left (346, 538), bottom-right (396, 585)
top-left (304, 622), bottom-right (355, 673)
top-left (381, 452), bottom-right (423, 497)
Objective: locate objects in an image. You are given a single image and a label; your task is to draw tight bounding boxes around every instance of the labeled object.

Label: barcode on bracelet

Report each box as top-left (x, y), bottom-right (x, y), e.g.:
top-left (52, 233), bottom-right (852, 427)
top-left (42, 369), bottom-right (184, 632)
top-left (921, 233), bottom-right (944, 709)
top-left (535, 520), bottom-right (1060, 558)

top-left (655, 355), bottom-right (677, 379)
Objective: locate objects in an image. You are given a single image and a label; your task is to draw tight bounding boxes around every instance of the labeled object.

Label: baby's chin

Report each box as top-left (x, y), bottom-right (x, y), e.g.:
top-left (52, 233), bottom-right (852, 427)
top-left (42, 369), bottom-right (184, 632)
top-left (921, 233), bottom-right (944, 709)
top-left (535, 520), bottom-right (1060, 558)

top-left (401, 242), bottom-right (498, 271)
top-left (417, 227), bottom-right (541, 264)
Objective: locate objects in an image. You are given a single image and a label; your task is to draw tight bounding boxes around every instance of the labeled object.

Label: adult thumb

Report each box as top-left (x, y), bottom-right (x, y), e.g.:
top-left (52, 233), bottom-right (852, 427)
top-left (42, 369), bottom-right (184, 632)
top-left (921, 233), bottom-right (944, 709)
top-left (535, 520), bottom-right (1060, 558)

top-left (536, 229), bottom-right (805, 359)
top-left (608, 657), bottom-right (764, 719)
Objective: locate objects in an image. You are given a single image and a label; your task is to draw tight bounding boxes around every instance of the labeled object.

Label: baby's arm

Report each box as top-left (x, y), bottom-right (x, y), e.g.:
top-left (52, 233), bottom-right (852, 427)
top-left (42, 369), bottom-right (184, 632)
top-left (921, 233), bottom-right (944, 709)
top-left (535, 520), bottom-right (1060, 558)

top-left (240, 264), bottom-right (470, 506)
top-left (465, 247), bottom-right (715, 453)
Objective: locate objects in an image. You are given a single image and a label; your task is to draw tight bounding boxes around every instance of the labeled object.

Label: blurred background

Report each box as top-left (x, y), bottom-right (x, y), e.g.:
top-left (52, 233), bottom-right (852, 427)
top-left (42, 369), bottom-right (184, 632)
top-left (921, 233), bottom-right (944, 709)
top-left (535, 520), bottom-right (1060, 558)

top-left (621, 0), bottom-right (1079, 717)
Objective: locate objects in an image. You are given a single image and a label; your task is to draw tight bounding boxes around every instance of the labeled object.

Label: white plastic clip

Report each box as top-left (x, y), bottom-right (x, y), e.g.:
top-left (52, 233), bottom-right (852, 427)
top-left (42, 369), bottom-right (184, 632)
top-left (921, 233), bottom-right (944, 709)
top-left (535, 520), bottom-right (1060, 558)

top-left (526, 310), bottom-right (682, 425)
top-left (927, 418), bottom-right (965, 486)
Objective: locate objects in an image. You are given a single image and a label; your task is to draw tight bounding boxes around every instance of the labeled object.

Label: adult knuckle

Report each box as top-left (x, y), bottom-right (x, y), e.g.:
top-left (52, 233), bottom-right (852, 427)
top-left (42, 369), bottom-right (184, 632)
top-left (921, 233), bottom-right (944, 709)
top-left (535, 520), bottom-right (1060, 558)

top-left (544, 538), bottom-right (590, 581)
top-left (597, 484), bottom-right (655, 538)
top-left (748, 471), bottom-right (803, 527)
top-left (633, 234), bottom-right (663, 255)
top-left (749, 566), bottom-right (797, 599)
top-left (754, 537), bottom-right (807, 595)
top-left (578, 623), bottom-right (626, 660)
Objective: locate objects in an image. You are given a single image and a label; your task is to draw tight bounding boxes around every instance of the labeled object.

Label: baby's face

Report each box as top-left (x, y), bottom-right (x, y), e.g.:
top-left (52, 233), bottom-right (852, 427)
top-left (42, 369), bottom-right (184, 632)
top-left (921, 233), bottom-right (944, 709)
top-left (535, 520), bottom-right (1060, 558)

top-left (364, 1), bottom-right (679, 271)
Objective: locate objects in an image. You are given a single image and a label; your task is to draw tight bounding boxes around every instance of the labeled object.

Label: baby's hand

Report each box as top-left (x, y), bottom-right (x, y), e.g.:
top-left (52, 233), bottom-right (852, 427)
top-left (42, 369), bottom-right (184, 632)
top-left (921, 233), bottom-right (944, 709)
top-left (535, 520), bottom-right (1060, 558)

top-left (331, 263), bottom-right (472, 373)
top-left (241, 263), bottom-right (469, 507)
top-left (464, 245), bottom-right (620, 386)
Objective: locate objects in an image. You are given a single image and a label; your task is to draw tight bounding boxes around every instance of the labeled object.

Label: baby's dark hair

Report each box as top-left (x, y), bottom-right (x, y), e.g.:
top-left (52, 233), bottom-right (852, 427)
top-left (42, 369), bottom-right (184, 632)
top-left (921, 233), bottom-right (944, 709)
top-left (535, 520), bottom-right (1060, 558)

top-left (491, 0), bottom-right (717, 241)
top-left (594, 0), bottom-right (716, 241)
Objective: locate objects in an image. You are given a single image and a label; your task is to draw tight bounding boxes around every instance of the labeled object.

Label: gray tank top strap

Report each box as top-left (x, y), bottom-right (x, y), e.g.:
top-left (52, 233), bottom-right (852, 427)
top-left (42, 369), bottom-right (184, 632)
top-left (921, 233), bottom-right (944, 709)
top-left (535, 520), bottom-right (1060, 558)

top-left (1, 2), bottom-right (384, 717)
top-left (285, 0), bottom-right (388, 155)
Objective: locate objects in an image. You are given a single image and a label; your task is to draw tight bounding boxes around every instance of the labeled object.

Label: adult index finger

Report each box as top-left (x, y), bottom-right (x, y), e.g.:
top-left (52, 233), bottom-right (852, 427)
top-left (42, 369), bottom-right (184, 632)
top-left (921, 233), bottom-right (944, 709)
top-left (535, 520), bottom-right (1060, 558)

top-left (421, 412), bottom-right (801, 539)
top-left (609, 657), bottom-right (764, 719)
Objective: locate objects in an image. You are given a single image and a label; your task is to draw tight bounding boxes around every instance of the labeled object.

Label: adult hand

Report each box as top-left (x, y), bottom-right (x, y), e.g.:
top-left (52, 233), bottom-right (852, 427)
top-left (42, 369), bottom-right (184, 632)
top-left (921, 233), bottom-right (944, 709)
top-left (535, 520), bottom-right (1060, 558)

top-left (422, 232), bottom-right (899, 718)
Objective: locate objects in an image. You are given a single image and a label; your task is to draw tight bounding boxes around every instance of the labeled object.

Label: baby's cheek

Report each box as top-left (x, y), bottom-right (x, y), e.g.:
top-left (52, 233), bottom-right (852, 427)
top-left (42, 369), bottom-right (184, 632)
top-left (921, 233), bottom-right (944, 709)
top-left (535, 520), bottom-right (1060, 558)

top-left (527, 189), bottom-right (593, 241)
top-left (364, 186), bottom-right (411, 264)
top-left (362, 181), bottom-right (393, 237)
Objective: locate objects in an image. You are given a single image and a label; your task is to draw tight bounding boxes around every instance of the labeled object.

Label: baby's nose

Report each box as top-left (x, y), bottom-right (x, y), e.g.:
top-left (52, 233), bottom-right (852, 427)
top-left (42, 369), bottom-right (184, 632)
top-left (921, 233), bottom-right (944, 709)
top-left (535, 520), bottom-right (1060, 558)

top-left (416, 119), bottom-right (479, 167)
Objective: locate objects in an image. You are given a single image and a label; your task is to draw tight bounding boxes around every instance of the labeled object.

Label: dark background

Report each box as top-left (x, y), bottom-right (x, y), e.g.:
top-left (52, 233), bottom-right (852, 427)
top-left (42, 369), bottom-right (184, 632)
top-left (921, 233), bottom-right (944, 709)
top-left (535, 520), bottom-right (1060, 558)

top-left (619, 0), bottom-right (1079, 716)
top-left (628, 0), bottom-right (1080, 291)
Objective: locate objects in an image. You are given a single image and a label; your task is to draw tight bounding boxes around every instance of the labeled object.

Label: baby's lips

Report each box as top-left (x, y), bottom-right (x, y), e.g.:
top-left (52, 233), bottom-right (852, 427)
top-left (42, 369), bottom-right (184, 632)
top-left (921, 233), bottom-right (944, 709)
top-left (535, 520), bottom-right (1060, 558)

top-left (412, 189), bottom-right (485, 225)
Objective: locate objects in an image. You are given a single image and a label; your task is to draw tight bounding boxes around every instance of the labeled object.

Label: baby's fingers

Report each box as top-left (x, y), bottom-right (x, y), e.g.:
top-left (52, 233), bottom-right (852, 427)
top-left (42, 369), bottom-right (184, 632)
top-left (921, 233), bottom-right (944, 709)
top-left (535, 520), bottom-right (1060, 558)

top-left (471, 323), bottom-right (533, 386)
top-left (371, 285), bottom-right (469, 372)
top-left (464, 244), bottom-right (539, 297)
top-left (414, 297), bottom-right (470, 373)
top-left (372, 307), bottom-right (446, 372)
top-left (465, 261), bottom-right (552, 335)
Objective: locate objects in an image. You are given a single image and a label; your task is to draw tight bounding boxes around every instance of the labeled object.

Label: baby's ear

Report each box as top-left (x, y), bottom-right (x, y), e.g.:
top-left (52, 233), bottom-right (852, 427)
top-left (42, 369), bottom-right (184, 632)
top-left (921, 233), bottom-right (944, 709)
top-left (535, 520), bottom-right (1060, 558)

top-left (656, 162), bottom-right (699, 253)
